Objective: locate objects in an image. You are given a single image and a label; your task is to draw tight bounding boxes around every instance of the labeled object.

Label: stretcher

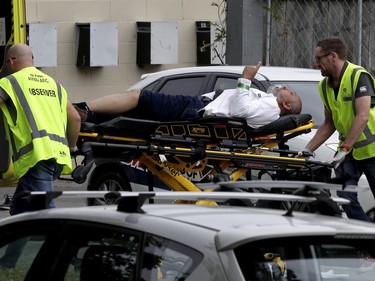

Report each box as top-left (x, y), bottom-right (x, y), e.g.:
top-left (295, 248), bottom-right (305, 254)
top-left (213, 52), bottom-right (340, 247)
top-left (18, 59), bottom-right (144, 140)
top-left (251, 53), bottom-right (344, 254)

top-left (72, 113), bottom-right (333, 195)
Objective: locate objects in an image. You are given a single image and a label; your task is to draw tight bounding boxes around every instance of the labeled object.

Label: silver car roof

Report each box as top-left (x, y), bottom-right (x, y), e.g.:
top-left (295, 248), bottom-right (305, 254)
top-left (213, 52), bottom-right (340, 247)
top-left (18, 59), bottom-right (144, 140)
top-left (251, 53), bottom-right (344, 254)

top-left (2, 201), bottom-right (375, 251)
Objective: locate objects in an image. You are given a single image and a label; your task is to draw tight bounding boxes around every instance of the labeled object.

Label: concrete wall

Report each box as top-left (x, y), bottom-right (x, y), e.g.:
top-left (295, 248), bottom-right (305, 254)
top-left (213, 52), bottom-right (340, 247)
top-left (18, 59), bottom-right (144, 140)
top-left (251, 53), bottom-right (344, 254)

top-left (25, 0), bottom-right (221, 102)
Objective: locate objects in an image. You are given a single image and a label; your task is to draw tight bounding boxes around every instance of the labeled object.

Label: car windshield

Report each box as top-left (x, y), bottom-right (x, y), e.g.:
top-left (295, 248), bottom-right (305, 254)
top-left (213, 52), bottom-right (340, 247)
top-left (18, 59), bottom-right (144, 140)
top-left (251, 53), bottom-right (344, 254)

top-left (235, 236), bottom-right (375, 281)
top-left (270, 81), bottom-right (324, 126)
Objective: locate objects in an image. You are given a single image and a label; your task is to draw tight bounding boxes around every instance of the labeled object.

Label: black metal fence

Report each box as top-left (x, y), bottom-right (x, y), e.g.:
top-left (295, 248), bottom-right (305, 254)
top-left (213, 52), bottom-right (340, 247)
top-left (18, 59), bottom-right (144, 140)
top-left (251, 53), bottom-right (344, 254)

top-left (266, 0), bottom-right (375, 73)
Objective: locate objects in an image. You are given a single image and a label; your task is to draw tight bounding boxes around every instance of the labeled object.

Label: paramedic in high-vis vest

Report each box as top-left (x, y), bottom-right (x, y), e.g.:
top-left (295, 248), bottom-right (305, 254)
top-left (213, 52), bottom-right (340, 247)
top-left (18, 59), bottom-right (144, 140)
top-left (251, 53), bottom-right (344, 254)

top-left (300, 36), bottom-right (375, 222)
top-left (0, 44), bottom-right (81, 215)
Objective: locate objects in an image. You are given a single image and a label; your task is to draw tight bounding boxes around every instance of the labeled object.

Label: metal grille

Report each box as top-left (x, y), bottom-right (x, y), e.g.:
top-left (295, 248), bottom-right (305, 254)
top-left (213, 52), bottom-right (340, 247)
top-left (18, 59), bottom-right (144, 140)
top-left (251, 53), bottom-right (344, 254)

top-left (266, 0), bottom-right (375, 73)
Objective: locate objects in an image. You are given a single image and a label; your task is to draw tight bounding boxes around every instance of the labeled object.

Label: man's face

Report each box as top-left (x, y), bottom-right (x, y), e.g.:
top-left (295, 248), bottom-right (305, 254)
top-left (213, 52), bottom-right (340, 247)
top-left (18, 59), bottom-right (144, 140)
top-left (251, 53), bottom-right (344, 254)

top-left (315, 46), bottom-right (333, 77)
top-left (276, 86), bottom-right (297, 100)
top-left (276, 86), bottom-right (301, 114)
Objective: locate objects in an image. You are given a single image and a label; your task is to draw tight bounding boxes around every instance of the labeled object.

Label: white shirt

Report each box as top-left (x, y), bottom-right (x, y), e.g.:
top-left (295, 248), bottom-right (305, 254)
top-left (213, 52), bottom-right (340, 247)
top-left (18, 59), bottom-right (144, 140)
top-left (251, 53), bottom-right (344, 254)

top-left (202, 78), bottom-right (281, 128)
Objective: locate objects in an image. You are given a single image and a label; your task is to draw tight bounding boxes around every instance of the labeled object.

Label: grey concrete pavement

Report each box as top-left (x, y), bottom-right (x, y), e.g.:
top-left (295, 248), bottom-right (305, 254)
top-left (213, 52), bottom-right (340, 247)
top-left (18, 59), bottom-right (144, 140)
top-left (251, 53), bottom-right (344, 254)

top-left (0, 177), bottom-right (87, 219)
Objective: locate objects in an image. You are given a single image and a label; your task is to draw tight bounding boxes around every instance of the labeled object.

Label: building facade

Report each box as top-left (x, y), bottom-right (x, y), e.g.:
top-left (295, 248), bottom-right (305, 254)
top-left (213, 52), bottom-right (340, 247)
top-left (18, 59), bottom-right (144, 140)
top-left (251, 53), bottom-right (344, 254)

top-left (26, 0), bottom-right (222, 102)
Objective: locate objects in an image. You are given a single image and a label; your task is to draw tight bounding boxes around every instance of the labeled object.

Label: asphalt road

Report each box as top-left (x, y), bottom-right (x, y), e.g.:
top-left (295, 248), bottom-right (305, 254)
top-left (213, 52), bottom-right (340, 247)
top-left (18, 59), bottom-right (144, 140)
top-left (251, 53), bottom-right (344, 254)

top-left (0, 177), bottom-right (87, 220)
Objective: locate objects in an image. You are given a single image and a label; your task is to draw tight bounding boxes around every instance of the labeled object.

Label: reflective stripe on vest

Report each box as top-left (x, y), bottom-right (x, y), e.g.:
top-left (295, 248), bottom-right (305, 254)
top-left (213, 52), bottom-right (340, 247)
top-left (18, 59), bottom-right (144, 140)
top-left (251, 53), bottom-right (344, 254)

top-left (6, 75), bottom-right (68, 162)
top-left (321, 67), bottom-right (375, 149)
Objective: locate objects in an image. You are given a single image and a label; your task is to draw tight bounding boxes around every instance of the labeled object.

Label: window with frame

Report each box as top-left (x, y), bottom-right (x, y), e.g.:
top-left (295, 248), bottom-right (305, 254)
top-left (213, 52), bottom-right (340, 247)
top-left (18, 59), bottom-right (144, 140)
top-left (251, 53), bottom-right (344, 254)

top-left (58, 222), bottom-right (141, 281)
top-left (0, 235), bottom-right (46, 281)
top-left (0, 219), bottom-right (204, 281)
top-left (141, 233), bottom-right (203, 281)
top-left (156, 76), bottom-right (207, 96)
top-left (235, 236), bottom-right (375, 281)
top-left (0, 220), bottom-right (60, 281)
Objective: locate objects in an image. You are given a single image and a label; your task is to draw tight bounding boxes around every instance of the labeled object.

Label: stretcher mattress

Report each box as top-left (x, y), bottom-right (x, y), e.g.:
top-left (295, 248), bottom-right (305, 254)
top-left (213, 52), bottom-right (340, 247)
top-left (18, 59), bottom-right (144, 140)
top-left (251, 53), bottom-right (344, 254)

top-left (81, 114), bottom-right (313, 144)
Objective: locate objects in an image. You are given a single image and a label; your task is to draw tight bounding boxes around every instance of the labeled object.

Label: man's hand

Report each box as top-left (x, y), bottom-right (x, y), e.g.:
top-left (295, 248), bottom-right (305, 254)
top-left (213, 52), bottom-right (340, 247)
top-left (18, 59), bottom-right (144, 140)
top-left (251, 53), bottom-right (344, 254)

top-left (70, 146), bottom-right (80, 156)
top-left (242, 61), bottom-right (261, 80)
top-left (296, 147), bottom-right (314, 159)
top-left (331, 150), bottom-right (347, 169)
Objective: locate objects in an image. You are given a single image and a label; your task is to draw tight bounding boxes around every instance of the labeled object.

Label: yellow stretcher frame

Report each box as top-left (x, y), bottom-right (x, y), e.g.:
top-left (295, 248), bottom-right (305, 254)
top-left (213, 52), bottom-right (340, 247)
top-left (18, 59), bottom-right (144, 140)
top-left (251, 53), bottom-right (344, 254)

top-left (74, 119), bottom-right (323, 195)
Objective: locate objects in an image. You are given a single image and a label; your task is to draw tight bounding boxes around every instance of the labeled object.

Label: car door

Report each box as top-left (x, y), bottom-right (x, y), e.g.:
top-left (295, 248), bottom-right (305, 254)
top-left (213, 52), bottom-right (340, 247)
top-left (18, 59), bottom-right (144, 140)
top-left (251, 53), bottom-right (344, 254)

top-left (0, 219), bottom-right (143, 281)
top-left (0, 218), bottom-right (203, 281)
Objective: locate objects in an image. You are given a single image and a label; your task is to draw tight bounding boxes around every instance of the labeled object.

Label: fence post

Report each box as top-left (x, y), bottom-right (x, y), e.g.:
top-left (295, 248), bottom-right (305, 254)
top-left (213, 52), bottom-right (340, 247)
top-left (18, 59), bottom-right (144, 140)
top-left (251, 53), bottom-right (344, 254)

top-left (356, 0), bottom-right (362, 65)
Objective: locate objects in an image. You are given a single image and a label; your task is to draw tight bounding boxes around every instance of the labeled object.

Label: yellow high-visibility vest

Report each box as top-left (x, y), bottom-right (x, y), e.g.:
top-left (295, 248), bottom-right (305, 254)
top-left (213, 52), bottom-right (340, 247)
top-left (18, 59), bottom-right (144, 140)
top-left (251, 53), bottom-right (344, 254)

top-left (319, 62), bottom-right (375, 160)
top-left (0, 67), bottom-right (72, 179)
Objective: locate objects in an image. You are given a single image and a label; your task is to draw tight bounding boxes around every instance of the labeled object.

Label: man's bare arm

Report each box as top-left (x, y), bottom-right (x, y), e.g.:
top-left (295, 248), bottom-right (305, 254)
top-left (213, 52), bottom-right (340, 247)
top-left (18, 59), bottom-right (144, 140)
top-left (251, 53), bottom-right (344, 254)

top-left (305, 107), bottom-right (336, 152)
top-left (343, 95), bottom-right (371, 148)
top-left (66, 100), bottom-right (81, 148)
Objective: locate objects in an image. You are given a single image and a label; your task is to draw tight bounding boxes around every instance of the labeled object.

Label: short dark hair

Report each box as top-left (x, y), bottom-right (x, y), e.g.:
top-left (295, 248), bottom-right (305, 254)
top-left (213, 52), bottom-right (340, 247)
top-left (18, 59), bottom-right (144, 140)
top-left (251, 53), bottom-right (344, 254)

top-left (316, 36), bottom-right (348, 60)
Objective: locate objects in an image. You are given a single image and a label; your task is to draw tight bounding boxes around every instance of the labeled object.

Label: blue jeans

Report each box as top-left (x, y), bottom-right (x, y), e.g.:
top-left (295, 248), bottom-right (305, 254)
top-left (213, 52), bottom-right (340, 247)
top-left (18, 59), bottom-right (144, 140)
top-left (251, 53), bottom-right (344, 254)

top-left (10, 159), bottom-right (63, 216)
top-left (335, 152), bottom-right (375, 221)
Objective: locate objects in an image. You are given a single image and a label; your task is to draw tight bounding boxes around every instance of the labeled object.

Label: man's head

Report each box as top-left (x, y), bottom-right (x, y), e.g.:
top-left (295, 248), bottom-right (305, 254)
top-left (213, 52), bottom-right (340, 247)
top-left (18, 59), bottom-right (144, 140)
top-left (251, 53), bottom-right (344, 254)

top-left (6, 44), bottom-right (34, 74)
top-left (274, 86), bottom-right (302, 115)
top-left (315, 36), bottom-right (347, 77)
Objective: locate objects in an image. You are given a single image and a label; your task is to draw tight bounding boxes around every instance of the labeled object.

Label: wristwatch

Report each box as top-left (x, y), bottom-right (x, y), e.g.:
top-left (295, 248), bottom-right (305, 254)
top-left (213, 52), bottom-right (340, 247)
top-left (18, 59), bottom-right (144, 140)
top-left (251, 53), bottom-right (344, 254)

top-left (340, 143), bottom-right (351, 151)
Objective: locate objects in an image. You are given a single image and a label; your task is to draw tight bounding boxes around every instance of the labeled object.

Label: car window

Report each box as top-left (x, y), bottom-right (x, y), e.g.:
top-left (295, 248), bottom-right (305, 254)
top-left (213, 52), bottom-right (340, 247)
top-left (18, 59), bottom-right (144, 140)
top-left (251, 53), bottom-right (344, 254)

top-left (0, 235), bottom-right (46, 281)
top-left (70, 230), bottom-right (140, 281)
top-left (0, 220), bottom-right (140, 281)
top-left (235, 236), bottom-right (375, 281)
top-left (213, 77), bottom-right (238, 91)
top-left (155, 76), bottom-right (207, 96)
top-left (0, 219), bottom-right (203, 281)
top-left (213, 77), bottom-right (266, 92)
top-left (0, 220), bottom-right (60, 281)
top-left (141, 234), bottom-right (203, 281)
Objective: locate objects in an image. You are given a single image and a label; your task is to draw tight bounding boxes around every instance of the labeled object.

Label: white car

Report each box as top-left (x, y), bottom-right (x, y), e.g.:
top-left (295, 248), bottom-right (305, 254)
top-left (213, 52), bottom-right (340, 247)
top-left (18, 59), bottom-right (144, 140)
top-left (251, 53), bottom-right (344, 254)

top-left (79, 65), bottom-right (374, 219)
top-left (1, 187), bottom-right (375, 280)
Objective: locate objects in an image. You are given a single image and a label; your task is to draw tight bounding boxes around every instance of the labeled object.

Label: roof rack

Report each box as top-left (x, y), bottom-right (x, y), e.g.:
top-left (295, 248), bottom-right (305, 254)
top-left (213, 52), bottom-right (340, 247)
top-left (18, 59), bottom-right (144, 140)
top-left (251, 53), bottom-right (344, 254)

top-left (196, 180), bottom-right (367, 192)
top-left (12, 180), bottom-right (359, 218)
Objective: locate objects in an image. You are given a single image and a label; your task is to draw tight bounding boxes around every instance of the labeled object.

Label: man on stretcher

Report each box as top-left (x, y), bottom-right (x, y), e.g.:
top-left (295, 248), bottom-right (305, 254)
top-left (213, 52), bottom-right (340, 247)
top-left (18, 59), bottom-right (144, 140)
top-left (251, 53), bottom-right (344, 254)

top-left (74, 62), bottom-right (302, 129)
